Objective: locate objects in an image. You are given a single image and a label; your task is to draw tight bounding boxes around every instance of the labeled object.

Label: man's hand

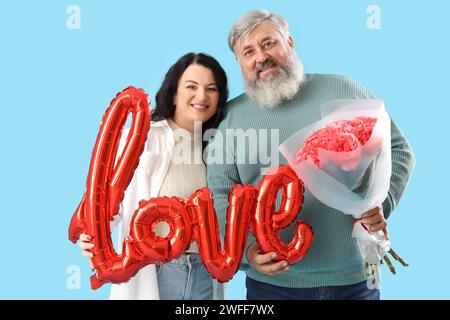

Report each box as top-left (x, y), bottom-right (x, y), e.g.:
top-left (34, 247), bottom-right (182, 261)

top-left (361, 206), bottom-right (389, 240)
top-left (247, 242), bottom-right (289, 276)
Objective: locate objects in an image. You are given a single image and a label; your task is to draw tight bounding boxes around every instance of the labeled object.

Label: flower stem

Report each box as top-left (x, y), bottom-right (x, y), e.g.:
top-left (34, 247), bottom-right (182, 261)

top-left (388, 248), bottom-right (409, 267)
top-left (383, 255), bottom-right (396, 274)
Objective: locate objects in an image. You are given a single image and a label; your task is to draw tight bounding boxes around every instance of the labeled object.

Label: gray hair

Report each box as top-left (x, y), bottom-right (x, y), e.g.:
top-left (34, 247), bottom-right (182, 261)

top-left (228, 9), bottom-right (290, 53)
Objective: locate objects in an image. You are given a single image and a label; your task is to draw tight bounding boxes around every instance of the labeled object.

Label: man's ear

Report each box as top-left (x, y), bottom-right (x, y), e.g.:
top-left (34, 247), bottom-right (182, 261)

top-left (287, 35), bottom-right (294, 49)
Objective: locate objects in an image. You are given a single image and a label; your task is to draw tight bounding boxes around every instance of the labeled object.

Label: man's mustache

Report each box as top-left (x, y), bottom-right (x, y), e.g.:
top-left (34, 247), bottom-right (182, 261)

top-left (255, 58), bottom-right (278, 74)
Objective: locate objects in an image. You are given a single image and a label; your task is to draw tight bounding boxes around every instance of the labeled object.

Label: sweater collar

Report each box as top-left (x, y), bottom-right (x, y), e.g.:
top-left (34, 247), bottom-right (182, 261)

top-left (168, 119), bottom-right (197, 142)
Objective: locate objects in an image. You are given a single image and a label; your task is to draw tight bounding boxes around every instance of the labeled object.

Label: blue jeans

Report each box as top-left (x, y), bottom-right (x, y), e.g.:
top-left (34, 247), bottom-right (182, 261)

top-left (156, 253), bottom-right (224, 300)
top-left (246, 276), bottom-right (380, 300)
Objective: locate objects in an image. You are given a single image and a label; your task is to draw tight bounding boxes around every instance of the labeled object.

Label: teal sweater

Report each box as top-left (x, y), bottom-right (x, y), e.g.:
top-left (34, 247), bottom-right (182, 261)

top-left (206, 74), bottom-right (415, 288)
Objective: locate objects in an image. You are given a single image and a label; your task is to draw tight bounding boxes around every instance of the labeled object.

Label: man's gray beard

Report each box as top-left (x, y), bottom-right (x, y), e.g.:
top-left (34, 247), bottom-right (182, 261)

top-left (244, 53), bottom-right (305, 108)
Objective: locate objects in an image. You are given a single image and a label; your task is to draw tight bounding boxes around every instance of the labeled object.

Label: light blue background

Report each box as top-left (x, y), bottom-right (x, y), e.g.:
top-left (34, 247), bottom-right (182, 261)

top-left (0, 0), bottom-right (448, 299)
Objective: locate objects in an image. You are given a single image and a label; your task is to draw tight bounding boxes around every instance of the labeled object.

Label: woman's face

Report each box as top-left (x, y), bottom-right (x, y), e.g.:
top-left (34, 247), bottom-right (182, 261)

top-left (172, 64), bottom-right (220, 131)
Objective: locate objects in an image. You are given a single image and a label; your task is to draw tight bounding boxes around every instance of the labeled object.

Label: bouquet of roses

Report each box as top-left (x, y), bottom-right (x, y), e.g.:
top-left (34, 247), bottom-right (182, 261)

top-left (279, 99), bottom-right (408, 279)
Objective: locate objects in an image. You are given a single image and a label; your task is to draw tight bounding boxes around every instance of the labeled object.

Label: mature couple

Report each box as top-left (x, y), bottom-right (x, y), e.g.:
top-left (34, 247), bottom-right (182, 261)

top-left (77, 9), bottom-right (414, 300)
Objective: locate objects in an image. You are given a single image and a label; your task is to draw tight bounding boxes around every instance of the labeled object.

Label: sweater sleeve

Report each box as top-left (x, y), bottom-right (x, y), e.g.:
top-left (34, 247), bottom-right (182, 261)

top-left (344, 76), bottom-right (416, 219)
top-left (382, 116), bottom-right (416, 219)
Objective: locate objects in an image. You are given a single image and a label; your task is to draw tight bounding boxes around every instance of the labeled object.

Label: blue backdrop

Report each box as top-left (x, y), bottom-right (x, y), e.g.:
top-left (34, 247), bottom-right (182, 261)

top-left (0, 0), bottom-right (448, 299)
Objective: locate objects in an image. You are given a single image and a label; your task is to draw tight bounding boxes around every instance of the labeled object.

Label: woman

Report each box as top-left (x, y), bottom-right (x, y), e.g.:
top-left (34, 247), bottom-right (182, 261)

top-left (77, 52), bottom-right (228, 300)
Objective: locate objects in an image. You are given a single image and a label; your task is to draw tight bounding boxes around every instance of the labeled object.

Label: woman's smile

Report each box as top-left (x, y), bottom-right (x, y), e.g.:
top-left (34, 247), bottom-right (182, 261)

top-left (191, 103), bottom-right (210, 112)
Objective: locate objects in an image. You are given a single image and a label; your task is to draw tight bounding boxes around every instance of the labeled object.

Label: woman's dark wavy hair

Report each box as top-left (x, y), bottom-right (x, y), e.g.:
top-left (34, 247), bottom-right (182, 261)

top-left (152, 52), bottom-right (228, 147)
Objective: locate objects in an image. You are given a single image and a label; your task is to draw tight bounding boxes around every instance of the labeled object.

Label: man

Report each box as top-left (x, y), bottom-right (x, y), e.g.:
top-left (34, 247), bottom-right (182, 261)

top-left (206, 9), bottom-right (415, 300)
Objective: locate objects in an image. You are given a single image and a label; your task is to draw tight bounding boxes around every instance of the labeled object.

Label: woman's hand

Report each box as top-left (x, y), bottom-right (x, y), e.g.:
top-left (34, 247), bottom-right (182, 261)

top-left (246, 242), bottom-right (289, 276)
top-left (78, 233), bottom-right (95, 270)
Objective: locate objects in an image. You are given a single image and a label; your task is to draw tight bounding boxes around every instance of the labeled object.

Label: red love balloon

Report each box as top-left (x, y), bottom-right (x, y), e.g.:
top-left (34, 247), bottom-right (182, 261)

top-left (68, 86), bottom-right (152, 289)
top-left (69, 87), bottom-right (315, 289)
top-left (253, 165), bottom-right (314, 265)
top-left (187, 185), bottom-right (256, 282)
top-left (130, 196), bottom-right (193, 263)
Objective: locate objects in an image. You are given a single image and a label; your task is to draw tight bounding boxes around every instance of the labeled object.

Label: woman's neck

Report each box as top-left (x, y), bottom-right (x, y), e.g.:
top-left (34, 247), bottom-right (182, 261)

top-left (171, 115), bottom-right (194, 133)
top-left (170, 116), bottom-right (203, 135)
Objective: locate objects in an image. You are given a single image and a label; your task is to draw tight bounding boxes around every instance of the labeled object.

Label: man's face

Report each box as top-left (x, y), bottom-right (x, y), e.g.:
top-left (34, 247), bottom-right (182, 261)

top-left (234, 20), bottom-right (294, 82)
